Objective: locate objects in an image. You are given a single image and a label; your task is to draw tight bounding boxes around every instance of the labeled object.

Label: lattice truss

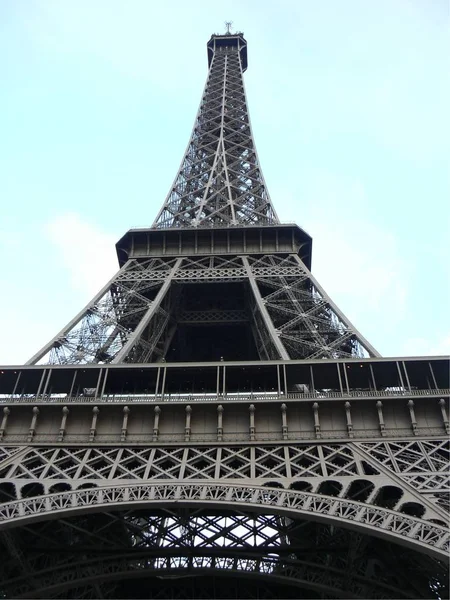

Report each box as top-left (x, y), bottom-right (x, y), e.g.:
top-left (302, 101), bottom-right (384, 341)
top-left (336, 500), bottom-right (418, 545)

top-left (0, 441), bottom-right (448, 516)
top-left (1, 508), bottom-right (446, 599)
top-left (30, 254), bottom-right (375, 365)
top-left (28, 258), bottom-right (181, 365)
top-left (152, 43), bottom-right (277, 228)
top-left (0, 440), bottom-right (448, 599)
top-left (245, 255), bottom-right (374, 359)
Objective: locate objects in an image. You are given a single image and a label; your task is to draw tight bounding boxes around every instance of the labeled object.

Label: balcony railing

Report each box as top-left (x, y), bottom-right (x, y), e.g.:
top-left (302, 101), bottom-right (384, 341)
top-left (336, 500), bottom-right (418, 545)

top-left (0, 388), bottom-right (448, 406)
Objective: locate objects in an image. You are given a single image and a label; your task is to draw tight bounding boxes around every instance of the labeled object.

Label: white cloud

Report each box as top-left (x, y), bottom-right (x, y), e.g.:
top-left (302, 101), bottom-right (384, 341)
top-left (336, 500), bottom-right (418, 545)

top-left (45, 212), bottom-right (118, 297)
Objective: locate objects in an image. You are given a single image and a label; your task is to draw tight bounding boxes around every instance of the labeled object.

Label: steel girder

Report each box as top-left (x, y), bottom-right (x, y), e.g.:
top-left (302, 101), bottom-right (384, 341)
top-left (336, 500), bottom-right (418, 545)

top-left (0, 436), bottom-right (448, 597)
top-left (27, 253), bottom-right (378, 364)
top-left (152, 37), bottom-right (277, 229)
top-left (0, 440), bottom-right (448, 524)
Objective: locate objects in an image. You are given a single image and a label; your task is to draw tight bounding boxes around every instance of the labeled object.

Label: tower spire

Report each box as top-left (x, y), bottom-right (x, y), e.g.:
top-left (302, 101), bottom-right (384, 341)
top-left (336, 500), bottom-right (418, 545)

top-left (153, 32), bottom-right (278, 229)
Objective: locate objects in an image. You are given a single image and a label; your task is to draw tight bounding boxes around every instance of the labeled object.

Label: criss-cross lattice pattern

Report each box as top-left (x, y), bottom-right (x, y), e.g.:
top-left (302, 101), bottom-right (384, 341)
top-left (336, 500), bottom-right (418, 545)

top-left (153, 37), bottom-right (277, 228)
top-left (245, 254), bottom-right (376, 359)
top-left (360, 441), bottom-right (450, 511)
top-left (2, 505), bottom-right (444, 599)
top-left (27, 258), bottom-right (182, 365)
top-left (29, 254), bottom-right (376, 364)
top-left (1, 442), bottom-right (448, 522)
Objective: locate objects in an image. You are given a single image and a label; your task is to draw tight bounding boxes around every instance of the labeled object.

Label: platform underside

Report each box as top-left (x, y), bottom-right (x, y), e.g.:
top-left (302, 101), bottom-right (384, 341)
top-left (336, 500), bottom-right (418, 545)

top-left (1, 499), bottom-right (448, 599)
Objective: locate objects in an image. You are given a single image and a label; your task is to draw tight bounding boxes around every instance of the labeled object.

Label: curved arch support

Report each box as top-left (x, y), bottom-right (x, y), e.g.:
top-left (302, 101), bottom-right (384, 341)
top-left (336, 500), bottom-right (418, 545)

top-left (0, 482), bottom-right (448, 560)
top-left (7, 551), bottom-right (416, 600)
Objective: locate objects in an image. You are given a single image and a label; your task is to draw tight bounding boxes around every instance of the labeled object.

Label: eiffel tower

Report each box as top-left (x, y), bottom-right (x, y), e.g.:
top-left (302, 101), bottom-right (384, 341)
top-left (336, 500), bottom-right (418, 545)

top-left (0, 30), bottom-right (448, 600)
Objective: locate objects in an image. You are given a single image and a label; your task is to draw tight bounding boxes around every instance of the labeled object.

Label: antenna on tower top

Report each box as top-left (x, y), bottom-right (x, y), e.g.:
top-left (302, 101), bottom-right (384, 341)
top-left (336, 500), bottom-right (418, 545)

top-left (225, 21), bottom-right (233, 34)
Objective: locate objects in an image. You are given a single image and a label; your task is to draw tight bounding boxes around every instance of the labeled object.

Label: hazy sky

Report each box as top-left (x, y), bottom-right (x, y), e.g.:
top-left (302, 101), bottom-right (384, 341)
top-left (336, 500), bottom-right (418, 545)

top-left (0, 0), bottom-right (448, 364)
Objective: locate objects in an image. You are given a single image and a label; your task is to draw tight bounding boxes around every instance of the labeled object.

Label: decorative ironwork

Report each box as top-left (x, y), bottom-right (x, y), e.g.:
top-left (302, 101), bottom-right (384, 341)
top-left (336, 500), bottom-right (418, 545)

top-left (27, 253), bottom-right (379, 364)
top-left (1, 30), bottom-right (448, 599)
top-left (153, 33), bottom-right (275, 228)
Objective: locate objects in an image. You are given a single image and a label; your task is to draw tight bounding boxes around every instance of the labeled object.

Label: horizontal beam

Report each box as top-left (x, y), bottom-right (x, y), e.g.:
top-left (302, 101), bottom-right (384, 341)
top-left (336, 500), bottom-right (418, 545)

top-left (0, 358), bottom-right (448, 397)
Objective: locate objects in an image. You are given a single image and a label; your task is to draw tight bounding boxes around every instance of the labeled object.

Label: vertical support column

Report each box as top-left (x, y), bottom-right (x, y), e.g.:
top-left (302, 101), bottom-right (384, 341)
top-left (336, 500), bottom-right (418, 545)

top-left (27, 407), bottom-right (39, 442)
top-left (153, 406), bottom-right (161, 442)
top-left (280, 403), bottom-right (288, 440)
top-left (345, 402), bottom-right (353, 438)
top-left (217, 405), bottom-right (224, 441)
top-left (90, 407), bottom-right (99, 442)
top-left (121, 406), bottom-right (130, 441)
top-left (439, 399), bottom-right (449, 434)
top-left (249, 404), bottom-right (256, 441)
top-left (312, 402), bottom-right (321, 439)
top-left (407, 400), bottom-right (417, 435)
top-left (185, 405), bottom-right (192, 442)
top-left (58, 406), bottom-right (69, 442)
top-left (0, 407), bottom-right (10, 440)
top-left (376, 401), bottom-right (386, 436)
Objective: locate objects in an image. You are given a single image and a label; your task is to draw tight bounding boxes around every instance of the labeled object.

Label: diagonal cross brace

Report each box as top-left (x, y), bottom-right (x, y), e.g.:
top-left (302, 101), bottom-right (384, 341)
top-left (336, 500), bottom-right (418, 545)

top-left (242, 256), bottom-right (289, 360)
top-left (26, 261), bottom-right (133, 365)
top-left (111, 258), bottom-right (183, 363)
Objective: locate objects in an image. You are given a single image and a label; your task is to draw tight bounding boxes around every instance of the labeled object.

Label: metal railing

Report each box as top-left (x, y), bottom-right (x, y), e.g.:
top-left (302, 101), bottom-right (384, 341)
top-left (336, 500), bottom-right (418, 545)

top-left (128, 221), bottom-right (300, 231)
top-left (0, 389), bottom-right (448, 406)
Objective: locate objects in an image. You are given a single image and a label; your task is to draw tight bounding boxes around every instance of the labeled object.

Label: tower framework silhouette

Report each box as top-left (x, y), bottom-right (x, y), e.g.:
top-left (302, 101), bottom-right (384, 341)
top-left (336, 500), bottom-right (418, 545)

top-left (0, 31), bottom-right (448, 599)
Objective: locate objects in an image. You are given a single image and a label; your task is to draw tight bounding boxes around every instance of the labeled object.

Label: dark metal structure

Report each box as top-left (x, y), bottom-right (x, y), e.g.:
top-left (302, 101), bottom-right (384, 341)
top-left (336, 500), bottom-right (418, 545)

top-left (0, 31), bottom-right (448, 599)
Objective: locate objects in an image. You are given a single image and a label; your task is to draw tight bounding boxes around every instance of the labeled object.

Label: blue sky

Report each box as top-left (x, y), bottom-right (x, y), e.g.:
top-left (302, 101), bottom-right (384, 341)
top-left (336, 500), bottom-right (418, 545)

top-left (0, 0), bottom-right (448, 364)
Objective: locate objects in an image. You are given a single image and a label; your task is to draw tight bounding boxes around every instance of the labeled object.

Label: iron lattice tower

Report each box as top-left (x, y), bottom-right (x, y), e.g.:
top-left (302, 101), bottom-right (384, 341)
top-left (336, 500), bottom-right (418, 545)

top-left (0, 31), bottom-right (448, 600)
